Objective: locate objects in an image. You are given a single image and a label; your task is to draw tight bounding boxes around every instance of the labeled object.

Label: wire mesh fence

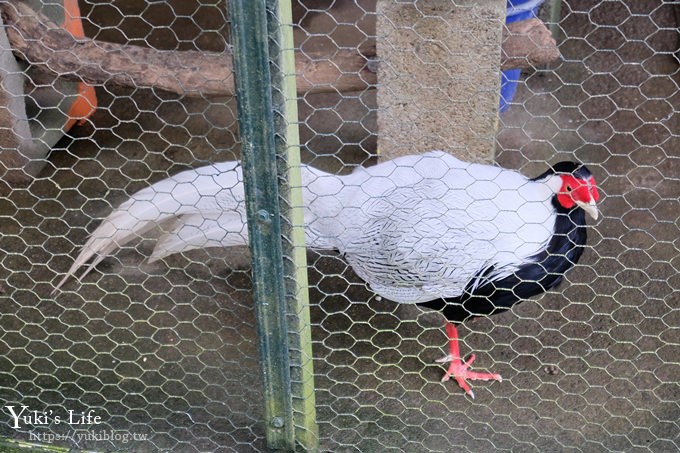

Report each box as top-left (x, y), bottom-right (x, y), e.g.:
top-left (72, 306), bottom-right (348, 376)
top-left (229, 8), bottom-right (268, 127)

top-left (0, 0), bottom-right (679, 452)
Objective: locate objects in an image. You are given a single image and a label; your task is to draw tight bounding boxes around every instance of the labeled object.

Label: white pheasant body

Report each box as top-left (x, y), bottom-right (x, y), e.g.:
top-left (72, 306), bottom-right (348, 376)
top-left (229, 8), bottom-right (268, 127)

top-left (302, 152), bottom-right (557, 303)
top-left (58, 151), bottom-right (559, 302)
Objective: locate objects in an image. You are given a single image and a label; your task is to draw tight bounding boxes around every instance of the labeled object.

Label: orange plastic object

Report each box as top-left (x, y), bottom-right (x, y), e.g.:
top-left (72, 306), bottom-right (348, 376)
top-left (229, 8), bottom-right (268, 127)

top-left (62, 0), bottom-right (97, 129)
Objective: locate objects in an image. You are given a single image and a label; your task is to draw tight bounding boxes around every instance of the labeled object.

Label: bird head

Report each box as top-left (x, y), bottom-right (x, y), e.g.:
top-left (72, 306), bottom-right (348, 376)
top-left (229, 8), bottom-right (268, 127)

top-left (550, 162), bottom-right (600, 220)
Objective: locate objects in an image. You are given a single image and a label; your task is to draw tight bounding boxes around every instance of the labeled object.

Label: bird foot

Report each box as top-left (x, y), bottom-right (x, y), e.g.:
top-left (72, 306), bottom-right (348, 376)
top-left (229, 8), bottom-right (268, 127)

top-left (436, 353), bottom-right (502, 399)
top-left (437, 323), bottom-right (502, 398)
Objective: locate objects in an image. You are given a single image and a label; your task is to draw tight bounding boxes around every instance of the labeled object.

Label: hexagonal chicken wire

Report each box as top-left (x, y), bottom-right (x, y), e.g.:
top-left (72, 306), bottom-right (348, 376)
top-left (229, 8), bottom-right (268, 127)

top-left (1, 0), bottom-right (679, 452)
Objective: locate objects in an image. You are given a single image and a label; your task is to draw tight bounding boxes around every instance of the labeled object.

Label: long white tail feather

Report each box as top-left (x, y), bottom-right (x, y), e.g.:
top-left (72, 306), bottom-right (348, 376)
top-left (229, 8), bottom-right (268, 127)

top-left (54, 162), bottom-right (246, 291)
top-left (149, 212), bottom-right (249, 262)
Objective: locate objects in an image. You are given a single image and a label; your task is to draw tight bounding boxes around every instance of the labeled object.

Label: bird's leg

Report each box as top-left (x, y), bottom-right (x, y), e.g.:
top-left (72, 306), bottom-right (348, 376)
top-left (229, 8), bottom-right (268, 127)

top-left (435, 322), bottom-right (502, 398)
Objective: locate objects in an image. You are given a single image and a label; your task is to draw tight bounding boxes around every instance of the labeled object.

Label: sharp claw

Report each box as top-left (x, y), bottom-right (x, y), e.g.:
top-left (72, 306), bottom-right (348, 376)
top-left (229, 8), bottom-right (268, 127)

top-left (435, 354), bottom-right (453, 364)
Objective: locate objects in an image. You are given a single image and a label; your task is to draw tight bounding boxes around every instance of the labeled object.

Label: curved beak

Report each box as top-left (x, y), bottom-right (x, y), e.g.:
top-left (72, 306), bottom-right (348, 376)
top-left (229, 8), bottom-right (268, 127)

top-left (576, 200), bottom-right (599, 220)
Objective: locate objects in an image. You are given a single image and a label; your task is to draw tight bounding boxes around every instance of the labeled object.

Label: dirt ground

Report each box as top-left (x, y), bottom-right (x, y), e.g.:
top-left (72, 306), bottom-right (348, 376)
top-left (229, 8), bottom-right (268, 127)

top-left (0, 1), bottom-right (679, 452)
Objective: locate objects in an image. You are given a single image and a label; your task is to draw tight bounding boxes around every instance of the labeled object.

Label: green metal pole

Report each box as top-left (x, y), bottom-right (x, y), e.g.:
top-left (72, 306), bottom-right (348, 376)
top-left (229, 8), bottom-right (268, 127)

top-left (548, 0), bottom-right (563, 43)
top-left (227, 0), bottom-right (294, 450)
top-left (268, 1), bottom-right (320, 450)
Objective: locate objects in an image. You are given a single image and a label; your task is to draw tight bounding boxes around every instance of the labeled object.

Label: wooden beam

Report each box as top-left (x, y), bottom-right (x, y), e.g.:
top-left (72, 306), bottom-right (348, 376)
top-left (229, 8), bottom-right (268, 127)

top-left (1, 1), bottom-right (558, 98)
top-left (1, 1), bottom-right (376, 97)
top-left (502, 17), bottom-right (561, 70)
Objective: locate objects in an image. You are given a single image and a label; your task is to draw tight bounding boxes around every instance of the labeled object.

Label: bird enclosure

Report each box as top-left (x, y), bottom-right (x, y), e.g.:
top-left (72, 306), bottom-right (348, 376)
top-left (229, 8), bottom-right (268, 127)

top-left (0, 0), bottom-right (678, 452)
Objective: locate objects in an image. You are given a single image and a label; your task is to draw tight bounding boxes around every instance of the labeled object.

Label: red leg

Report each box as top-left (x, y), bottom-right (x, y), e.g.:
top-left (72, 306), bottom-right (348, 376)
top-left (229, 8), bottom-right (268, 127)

top-left (435, 322), bottom-right (502, 398)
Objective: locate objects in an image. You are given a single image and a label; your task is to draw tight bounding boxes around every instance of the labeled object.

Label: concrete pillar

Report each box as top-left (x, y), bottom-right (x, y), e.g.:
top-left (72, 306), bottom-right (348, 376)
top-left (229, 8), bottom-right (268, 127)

top-left (376, 0), bottom-right (505, 163)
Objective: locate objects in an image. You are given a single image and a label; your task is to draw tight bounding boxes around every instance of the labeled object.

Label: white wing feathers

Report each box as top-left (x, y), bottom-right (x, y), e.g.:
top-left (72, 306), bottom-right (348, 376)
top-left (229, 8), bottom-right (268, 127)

top-left (56, 151), bottom-right (558, 301)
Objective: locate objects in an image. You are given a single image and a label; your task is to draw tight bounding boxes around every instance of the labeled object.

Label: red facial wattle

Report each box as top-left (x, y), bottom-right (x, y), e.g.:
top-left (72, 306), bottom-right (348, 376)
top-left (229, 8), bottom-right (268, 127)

top-left (557, 174), bottom-right (599, 210)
